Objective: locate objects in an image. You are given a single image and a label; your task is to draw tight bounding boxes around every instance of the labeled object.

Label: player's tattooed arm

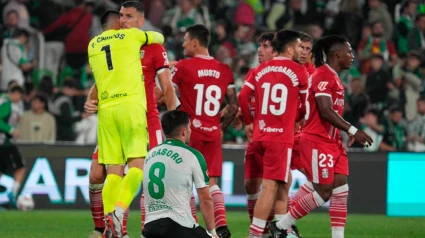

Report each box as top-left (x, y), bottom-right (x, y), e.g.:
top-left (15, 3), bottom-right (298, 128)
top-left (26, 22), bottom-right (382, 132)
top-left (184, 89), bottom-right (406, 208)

top-left (84, 84), bottom-right (98, 115)
top-left (220, 87), bottom-right (239, 131)
top-left (157, 68), bottom-right (177, 110)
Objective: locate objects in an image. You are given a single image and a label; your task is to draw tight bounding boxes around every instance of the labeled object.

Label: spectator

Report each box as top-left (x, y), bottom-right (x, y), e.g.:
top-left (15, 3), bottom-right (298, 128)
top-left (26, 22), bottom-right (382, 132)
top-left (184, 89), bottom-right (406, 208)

top-left (359, 109), bottom-right (384, 151)
top-left (407, 96), bottom-right (425, 151)
top-left (402, 50), bottom-right (423, 120)
top-left (2, 0), bottom-right (34, 33)
top-left (407, 14), bottom-right (425, 51)
top-left (18, 94), bottom-right (56, 143)
top-left (1, 29), bottom-right (37, 91)
top-left (344, 78), bottom-right (369, 128)
top-left (380, 106), bottom-right (408, 151)
top-left (358, 21), bottom-right (398, 73)
top-left (0, 10), bottom-right (19, 49)
top-left (22, 82), bottom-right (35, 110)
top-left (165, 0), bottom-right (205, 34)
top-left (367, 0), bottom-right (394, 40)
top-left (42, 0), bottom-right (93, 75)
top-left (49, 79), bottom-right (86, 141)
top-left (365, 54), bottom-right (392, 111)
top-left (396, 0), bottom-right (417, 56)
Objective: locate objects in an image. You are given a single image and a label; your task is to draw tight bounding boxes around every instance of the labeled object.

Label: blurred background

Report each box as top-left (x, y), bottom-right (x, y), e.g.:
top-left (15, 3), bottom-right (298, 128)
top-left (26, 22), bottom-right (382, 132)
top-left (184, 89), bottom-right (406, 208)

top-left (0, 0), bottom-right (425, 222)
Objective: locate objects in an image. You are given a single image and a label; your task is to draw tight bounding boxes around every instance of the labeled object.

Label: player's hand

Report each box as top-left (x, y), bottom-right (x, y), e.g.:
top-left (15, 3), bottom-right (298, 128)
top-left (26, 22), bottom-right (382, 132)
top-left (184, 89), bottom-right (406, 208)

top-left (232, 109), bottom-right (243, 130)
top-left (245, 123), bottom-right (253, 142)
top-left (12, 129), bottom-right (20, 138)
top-left (213, 235), bottom-right (219, 238)
top-left (352, 130), bottom-right (373, 147)
top-left (348, 135), bottom-right (355, 147)
top-left (169, 60), bottom-right (178, 68)
top-left (84, 100), bottom-right (98, 115)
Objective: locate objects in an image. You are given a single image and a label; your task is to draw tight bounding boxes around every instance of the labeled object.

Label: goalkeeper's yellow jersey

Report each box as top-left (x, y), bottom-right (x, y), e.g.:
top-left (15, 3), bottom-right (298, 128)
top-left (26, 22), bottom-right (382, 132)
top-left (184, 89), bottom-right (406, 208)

top-left (88, 28), bottom-right (164, 109)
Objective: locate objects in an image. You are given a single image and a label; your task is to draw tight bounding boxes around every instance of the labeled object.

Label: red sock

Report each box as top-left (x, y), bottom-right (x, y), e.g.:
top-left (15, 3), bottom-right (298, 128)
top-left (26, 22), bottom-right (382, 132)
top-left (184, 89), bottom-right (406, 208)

top-left (209, 185), bottom-right (227, 228)
top-left (277, 191), bottom-right (326, 230)
top-left (263, 208), bottom-right (275, 234)
top-left (122, 209), bottom-right (129, 235)
top-left (292, 181), bottom-right (314, 206)
top-left (190, 194), bottom-right (198, 222)
top-left (140, 192), bottom-right (146, 229)
top-left (329, 184), bottom-right (349, 238)
top-left (247, 193), bottom-right (260, 223)
top-left (89, 184), bottom-right (104, 231)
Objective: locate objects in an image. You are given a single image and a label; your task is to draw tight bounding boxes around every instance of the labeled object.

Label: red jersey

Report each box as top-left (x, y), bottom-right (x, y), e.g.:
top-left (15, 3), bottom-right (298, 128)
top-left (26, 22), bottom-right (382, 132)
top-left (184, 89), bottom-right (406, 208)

top-left (304, 62), bottom-right (316, 75)
top-left (303, 64), bottom-right (345, 143)
top-left (140, 44), bottom-right (169, 114)
top-left (239, 57), bottom-right (308, 143)
top-left (172, 55), bottom-right (235, 141)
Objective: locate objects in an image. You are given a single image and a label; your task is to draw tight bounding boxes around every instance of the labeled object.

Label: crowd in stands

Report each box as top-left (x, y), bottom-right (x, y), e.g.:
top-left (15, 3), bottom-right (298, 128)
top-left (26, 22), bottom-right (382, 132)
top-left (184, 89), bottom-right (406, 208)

top-left (0, 0), bottom-right (425, 152)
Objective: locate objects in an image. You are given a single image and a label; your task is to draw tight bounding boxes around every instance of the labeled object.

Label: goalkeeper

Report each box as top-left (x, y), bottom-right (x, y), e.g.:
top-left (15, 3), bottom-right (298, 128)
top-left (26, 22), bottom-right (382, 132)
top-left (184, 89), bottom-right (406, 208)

top-left (87, 10), bottom-right (164, 238)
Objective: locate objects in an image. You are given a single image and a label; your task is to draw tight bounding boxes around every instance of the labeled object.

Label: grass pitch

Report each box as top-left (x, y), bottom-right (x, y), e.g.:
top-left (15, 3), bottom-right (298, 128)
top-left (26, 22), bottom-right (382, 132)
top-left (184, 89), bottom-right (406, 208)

top-left (1, 210), bottom-right (424, 238)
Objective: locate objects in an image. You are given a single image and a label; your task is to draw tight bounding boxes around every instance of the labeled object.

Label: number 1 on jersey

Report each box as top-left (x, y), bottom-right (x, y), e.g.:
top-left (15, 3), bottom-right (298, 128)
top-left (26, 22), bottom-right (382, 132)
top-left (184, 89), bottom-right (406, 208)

top-left (101, 45), bottom-right (114, 70)
top-left (261, 83), bottom-right (288, 116)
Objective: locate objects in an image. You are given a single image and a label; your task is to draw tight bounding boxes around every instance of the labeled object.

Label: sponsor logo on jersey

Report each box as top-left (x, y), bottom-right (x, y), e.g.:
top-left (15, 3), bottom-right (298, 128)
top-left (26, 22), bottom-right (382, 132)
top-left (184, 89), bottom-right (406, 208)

top-left (259, 120), bottom-right (283, 133)
top-left (193, 119), bottom-right (218, 132)
top-left (333, 98), bottom-right (344, 107)
top-left (318, 81), bottom-right (328, 91)
top-left (110, 93), bottom-right (127, 99)
top-left (101, 91), bottom-right (109, 100)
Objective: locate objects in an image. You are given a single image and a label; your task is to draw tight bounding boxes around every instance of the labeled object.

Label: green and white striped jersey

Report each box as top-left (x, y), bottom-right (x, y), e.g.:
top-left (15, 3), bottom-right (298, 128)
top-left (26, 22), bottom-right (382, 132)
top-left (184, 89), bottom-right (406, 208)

top-left (143, 139), bottom-right (209, 228)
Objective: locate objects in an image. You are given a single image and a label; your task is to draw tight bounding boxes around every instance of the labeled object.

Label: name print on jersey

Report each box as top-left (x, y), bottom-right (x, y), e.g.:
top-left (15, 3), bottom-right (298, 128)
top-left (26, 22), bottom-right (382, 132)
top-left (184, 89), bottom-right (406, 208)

top-left (146, 148), bottom-right (183, 164)
top-left (255, 66), bottom-right (300, 86)
top-left (198, 69), bottom-right (220, 78)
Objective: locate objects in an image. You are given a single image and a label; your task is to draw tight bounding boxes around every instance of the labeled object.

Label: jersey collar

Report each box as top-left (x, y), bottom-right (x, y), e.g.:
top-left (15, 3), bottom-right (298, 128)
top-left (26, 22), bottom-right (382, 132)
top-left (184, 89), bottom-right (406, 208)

top-left (195, 55), bottom-right (214, 60)
top-left (325, 64), bottom-right (338, 76)
top-left (273, 56), bottom-right (290, 60)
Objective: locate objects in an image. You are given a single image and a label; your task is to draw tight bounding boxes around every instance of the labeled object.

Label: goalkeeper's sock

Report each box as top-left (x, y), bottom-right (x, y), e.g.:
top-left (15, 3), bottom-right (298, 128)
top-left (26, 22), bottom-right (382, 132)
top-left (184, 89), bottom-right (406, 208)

top-left (102, 174), bottom-right (122, 214)
top-left (115, 167), bottom-right (143, 222)
top-left (89, 183), bottom-right (105, 232)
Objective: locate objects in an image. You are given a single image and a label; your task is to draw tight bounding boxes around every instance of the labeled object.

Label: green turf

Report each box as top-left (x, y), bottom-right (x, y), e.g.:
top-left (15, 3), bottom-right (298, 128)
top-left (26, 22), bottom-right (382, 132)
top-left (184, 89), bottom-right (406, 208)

top-left (0, 210), bottom-right (424, 238)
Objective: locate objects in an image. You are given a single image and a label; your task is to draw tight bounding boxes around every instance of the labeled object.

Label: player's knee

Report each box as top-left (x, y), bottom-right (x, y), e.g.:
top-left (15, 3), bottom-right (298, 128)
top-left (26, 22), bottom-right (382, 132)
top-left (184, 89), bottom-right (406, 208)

top-left (89, 171), bottom-right (106, 184)
top-left (244, 179), bottom-right (261, 194)
top-left (261, 179), bottom-right (278, 194)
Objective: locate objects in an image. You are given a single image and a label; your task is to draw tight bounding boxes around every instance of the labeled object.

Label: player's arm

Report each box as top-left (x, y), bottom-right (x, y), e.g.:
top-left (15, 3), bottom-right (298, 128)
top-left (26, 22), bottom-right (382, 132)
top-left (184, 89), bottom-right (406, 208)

top-left (157, 68), bottom-right (176, 110)
top-left (192, 153), bottom-right (217, 236)
top-left (296, 71), bottom-right (309, 122)
top-left (221, 86), bottom-right (238, 131)
top-left (316, 95), bottom-right (373, 146)
top-left (133, 29), bottom-right (164, 46)
top-left (84, 84), bottom-right (98, 115)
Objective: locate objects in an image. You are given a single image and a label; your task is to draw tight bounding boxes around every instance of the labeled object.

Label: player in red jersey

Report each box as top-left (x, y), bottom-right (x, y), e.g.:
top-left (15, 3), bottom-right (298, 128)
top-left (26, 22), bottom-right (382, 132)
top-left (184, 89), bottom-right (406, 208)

top-left (238, 30), bottom-right (308, 238)
top-left (270, 35), bottom-right (373, 238)
top-left (172, 25), bottom-right (238, 238)
top-left (84, 3), bottom-right (177, 238)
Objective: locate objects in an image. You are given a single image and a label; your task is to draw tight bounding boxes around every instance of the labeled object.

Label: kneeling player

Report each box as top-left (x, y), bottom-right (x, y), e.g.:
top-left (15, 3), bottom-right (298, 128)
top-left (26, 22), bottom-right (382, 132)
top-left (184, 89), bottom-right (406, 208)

top-left (143, 110), bottom-right (218, 238)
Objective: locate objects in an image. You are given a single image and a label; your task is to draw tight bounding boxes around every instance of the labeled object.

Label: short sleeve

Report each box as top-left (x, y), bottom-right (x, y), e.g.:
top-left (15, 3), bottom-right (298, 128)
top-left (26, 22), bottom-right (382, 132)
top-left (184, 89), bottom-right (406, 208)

top-left (171, 61), bottom-right (184, 86)
top-left (311, 72), bottom-right (335, 98)
top-left (132, 29), bottom-right (164, 46)
top-left (154, 45), bottom-right (169, 72)
top-left (244, 69), bottom-right (256, 91)
top-left (191, 150), bottom-right (209, 188)
top-left (298, 67), bottom-right (309, 93)
top-left (223, 64), bottom-right (235, 89)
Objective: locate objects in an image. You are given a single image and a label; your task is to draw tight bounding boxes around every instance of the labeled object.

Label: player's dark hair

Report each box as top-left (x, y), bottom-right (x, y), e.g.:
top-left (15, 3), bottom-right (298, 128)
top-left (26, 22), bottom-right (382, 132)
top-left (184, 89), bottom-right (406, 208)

top-left (100, 10), bottom-right (119, 30)
top-left (186, 24), bottom-right (210, 47)
top-left (63, 79), bottom-right (79, 89)
top-left (8, 85), bottom-right (24, 94)
top-left (12, 28), bottom-right (29, 39)
top-left (33, 94), bottom-right (48, 105)
top-left (161, 110), bottom-right (190, 138)
top-left (6, 10), bottom-right (18, 17)
top-left (257, 32), bottom-right (275, 44)
top-left (312, 35), bottom-right (348, 67)
top-left (122, 1), bottom-right (145, 14)
top-left (416, 13), bottom-right (425, 23)
top-left (299, 32), bottom-right (313, 43)
top-left (418, 95), bottom-right (425, 103)
top-left (388, 105), bottom-right (402, 114)
top-left (272, 29), bottom-right (300, 54)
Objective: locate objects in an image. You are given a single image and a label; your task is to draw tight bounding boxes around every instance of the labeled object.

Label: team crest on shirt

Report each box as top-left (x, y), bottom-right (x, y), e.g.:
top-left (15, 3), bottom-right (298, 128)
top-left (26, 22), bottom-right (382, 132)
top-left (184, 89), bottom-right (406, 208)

top-left (322, 168), bottom-right (329, 179)
top-left (317, 81), bottom-right (329, 91)
top-left (101, 91), bottom-right (109, 100)
top-left (259, 120), bottom-right (266, 130)
top-left (193, 119), bottom-right (202, 128)
top-left (140, 50), bottom-right (145, 59)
